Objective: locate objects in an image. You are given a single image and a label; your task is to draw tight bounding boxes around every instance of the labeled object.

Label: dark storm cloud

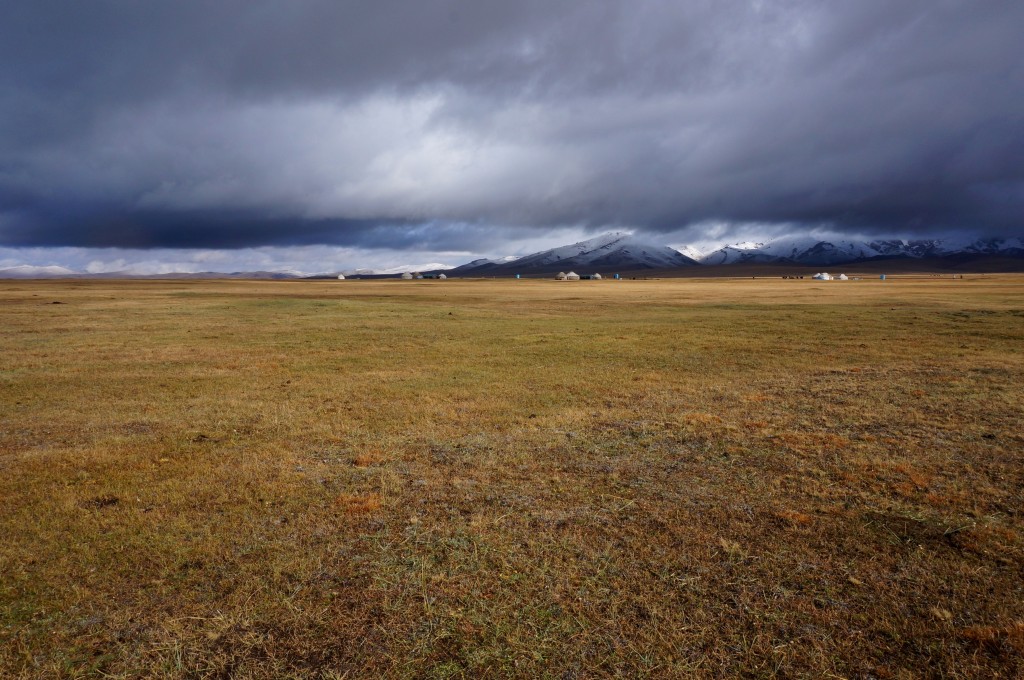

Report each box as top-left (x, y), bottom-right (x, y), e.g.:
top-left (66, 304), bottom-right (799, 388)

top-left (1, 0), bottom-right (1021, 250)
top-left (0, 205), bottom-right (402, 249)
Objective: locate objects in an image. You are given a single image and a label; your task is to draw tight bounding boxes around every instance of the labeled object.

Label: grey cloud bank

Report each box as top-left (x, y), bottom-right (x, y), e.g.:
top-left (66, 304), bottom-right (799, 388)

top-left (1, 1), bottom-right (1021, 261)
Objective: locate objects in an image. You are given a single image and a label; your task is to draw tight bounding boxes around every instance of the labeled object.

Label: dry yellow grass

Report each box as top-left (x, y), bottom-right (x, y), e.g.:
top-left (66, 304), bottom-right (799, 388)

top-left (1, 275), bottom-right (1023, 678)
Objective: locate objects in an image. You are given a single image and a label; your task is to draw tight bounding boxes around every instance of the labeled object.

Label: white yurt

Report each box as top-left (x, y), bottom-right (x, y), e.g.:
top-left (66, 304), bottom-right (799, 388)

top-left (565, 271), bottom-right (581, 281)
top-left (838, 274), bottom-right (849, 280)
top-left (337, 274), bottom-right (346, 280)
top-left (556, 272), bottom-right (568, 280)
top-left (592, 273), bottom-right (602, 280)
top-left (812, 272), bottom-right (833, 280)
top-left (437, 273), bottom-right (447, 280)
top-left (401, 272), bottom-right (413, 280)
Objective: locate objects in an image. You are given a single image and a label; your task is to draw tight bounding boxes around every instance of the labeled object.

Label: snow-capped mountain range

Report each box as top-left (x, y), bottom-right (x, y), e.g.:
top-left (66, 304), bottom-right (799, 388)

top-left (696, 236), bottom-right (1024, 266)
top-left (449, 233), bottom-right (1024, 275)
top-left (446, 255), bottom-right (520, 271)
top-left (3, 234), bottom-right (1022, 278)
top-left (450, 232), bottom-right (698, 274)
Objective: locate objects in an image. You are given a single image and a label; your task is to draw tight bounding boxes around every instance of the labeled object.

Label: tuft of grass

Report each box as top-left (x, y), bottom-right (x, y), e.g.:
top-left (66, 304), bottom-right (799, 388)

top-left (335, 492), bottom-right (383, 514)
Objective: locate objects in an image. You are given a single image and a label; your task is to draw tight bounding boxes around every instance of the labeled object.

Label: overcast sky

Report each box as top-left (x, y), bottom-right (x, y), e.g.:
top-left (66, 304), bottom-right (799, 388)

top-left (1, 1), bottom-right (1021, 272)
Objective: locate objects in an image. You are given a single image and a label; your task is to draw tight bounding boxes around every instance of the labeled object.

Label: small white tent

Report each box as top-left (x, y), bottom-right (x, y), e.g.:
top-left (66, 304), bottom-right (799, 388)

top-left (838, 274), bottom-right (849, 280)
top-left (556, 272), bottom-right (567, 280)
top-left (592, 273), bottom-right (602, 280)
top-left (812, 272), bottom-right (833, 280)
top-left (401, 272), bottom-right (413, 280)
top-left (337, 274), bottom-right (346, 280)
top-left (565, 271), bottom-right (581, 281)
top-left (437, 273), bottom-right (447, 280)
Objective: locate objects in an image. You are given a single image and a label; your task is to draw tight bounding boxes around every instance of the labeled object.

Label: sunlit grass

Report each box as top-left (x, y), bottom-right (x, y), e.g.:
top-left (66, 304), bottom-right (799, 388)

top-left (1, 276), bottom-right (1023, 677)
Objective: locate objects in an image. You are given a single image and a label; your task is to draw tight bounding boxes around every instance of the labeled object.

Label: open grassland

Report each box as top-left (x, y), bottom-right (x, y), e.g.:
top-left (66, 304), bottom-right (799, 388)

top-left (1, 276), bottom-right (1023, 678)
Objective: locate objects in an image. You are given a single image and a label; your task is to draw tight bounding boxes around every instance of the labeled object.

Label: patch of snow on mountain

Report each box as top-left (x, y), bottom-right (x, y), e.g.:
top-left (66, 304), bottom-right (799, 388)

top-left (674, 245), bottom-right (705, 261)
top-left (698, 241), bottom-right (765, 265)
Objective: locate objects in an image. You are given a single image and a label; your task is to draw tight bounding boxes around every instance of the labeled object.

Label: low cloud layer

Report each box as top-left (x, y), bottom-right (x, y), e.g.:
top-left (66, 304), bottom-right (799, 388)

top-left (1, 1), bottom-right (1021, 255)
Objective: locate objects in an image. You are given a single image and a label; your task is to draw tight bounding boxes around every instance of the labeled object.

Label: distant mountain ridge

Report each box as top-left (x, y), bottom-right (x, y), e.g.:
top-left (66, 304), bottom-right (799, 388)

top-left (0, 264), bottom-right (78, 278)
top-left (698, 236), bottom-right (1024, 266)
top-left (3, 234), bottom-right (1022, 279)
top-left (449, 232), bottom-right (698, 275)
top-left (450, 233), bottom-right (1024, 276)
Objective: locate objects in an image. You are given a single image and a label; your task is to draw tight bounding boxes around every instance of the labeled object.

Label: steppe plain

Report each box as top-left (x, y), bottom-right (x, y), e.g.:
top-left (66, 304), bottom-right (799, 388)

top-left (1, 275), bottom-right (1022, 678)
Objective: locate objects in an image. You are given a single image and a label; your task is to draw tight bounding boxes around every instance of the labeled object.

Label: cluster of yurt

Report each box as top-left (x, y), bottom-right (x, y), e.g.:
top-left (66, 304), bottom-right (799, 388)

top-left (554, 271), bottom-right (584, 281)
top-left (811, 272), bottom-right (851, 281)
